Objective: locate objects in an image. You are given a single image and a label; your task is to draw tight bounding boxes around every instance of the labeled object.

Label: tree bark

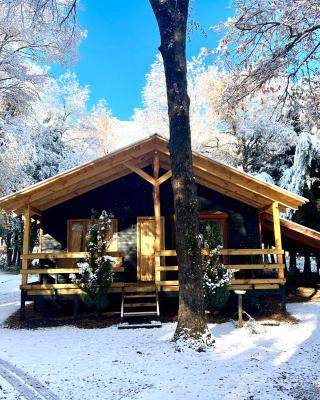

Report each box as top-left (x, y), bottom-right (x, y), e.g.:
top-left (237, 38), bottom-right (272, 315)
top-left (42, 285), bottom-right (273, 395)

top-left (149, 0), bottom-right (208, 340)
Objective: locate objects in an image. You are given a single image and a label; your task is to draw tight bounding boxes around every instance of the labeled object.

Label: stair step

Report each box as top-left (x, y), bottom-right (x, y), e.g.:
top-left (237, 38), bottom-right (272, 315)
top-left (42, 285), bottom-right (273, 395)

top-left (118, 321), bottom-right (162, 329)
top-left (124, 287), bottom-right (156, 293)
top-left (124, 302), bottom-right (157, 308)
top-left (123, 311), bottom-right (158, 317)
top-left (124, 294), bottom-right (156, 299)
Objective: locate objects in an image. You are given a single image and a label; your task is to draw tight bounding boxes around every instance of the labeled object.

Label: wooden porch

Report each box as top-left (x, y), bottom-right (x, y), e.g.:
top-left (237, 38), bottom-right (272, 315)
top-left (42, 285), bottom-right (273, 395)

top-left (20, 245), bottom-right (285, 297)
top-left (0, 135), bottom-right (306, 319)
top-left (19, 149), bottom-right (287, 308)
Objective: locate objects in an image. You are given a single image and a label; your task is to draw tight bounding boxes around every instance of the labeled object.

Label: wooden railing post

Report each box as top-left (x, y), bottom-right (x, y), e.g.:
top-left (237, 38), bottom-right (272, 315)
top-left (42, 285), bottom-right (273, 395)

top-left (22, 204), bottom-right (31, 286)
top-left (153, 152), bottom-right (162, 282)
top-left (272, 201), bottom-right (284, 280)
top-left (38, 215), bottom-right (43, 252)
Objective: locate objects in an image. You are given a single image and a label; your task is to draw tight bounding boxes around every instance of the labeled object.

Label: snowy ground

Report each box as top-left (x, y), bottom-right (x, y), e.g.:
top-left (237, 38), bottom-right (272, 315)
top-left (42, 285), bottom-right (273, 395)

top-left (0, 274), bottom-right (320, 400)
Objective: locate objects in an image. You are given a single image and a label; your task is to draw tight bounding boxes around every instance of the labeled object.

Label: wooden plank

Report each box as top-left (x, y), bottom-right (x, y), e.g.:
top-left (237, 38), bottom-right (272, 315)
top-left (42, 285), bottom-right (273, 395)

top-left (171, 144), bottom-right (304, 209)
top-left (219, 248), bottom-right (284, 255)
top-left (259, 204), bottom-right (273, 213)
top-left (155, 255), bottom-right (161, 282)
top-left (22, 251), bottom-right (123, 259)
top-left (160, 286), bottom-right (179, 292)
top-left (151, 157), bottom-right (268, 210)
top-left (195, 163), bottom-right (295, 210)
top-left (156, 280), bottom-right (179, 286)
top-left (29, 206), bottom-right (42, 216)
top-left (38, 216), bottom-right (43, 252)
top-left (156, 266), bottom-right (179, 271)
top-left (21, 266), bottom-right (124, 275)
top-left (225, 264), bottom-right (284, 270)
top-left (272, 202), bottom-right (285, 280)
top-left (137, 217), bottom-right (156, 281)
top-left (125, 303), bottom-right (157, 308)
top-left (229, 285), bottom-right (253, 290)
top-left (35, 167), bottom-right (138, 211)
top-left (125, 161), bottom-right (156, 185)
top-left (22, 284), bottom-right (79, 289)
top-left (21, 205), bottom-right (31, 286)
top-left (20, 268), bottom-right (80, 274)
top-left (157, 248), bottom-right (283, 256)
top-left (254, 284), bottom-right (280, 289)
top-left (157, 250), bottom-right (177, 256)
top-left (231, 278), bottom-right (286, 284)
top-left (111, 282), bottom-right (125, 288)
top-left (157, 145), bottom-right (303, 210)
top-left (195, 169), bottom-right (266, 209)
top-left (27, 290), bottom-right (55, 296)
top-left (153, 152), bottom-right (162, 283)
top-left (2, 139), bottom-right (157, 212)
top-left (156, 170), bottom-right (172, 186)
top-left (57, 289), bottom-right (83, 295)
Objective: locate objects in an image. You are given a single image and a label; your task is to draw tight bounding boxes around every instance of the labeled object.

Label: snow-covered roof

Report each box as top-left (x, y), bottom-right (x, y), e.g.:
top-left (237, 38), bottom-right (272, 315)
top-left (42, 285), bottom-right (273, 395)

top-left (0, 134), bottom-right (307, 214)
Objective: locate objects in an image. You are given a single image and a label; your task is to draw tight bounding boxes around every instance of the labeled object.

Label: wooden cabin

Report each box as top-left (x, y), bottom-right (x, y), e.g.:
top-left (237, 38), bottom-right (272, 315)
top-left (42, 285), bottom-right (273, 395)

top-left (0, 134), bottom-right (312, 319)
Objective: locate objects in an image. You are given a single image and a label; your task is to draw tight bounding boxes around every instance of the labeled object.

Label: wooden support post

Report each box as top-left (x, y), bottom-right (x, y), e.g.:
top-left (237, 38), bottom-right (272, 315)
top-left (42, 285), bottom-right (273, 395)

top-left (238, 294), bottom-right (243, 328)
top-left (235, 290), bottom-right (246, 328)
top-left (153, 152), bottom-right (162, 283)
top-left (21, 204), bottom-right (31, 286)
top-left (39, 215), bottom-right (43, 252)
top-left (272, 202), bottom-right (284, 280)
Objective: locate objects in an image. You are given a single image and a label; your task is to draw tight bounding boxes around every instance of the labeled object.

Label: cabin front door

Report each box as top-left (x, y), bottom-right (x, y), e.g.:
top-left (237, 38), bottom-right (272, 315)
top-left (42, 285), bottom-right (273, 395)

top-left (137, 217), bottom-right (164, 281)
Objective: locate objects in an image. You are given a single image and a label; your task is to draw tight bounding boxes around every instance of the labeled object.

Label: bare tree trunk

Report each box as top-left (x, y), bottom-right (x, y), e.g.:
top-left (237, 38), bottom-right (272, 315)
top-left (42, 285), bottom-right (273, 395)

top-left (149, 0), bottom-right (209, 342)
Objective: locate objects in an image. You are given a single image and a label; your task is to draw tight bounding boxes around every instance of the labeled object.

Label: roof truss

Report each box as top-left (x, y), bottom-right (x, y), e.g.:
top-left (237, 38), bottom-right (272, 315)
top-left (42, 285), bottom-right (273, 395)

top-left (0, 134), bottom-right (306, 214)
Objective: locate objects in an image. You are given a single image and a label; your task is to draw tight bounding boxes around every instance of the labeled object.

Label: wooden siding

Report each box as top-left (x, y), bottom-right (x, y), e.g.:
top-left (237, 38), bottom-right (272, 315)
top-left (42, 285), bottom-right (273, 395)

top-left (41, 170), bottom-right (263, 283)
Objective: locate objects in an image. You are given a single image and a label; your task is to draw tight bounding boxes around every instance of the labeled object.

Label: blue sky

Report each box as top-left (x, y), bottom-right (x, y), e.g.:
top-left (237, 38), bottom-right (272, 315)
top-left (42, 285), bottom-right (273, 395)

top-left (56, 0), bottom-right (232, 120)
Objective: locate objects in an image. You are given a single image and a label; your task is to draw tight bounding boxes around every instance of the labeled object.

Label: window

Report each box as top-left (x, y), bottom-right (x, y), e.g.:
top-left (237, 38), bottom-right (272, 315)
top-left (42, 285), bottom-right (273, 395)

top-left (67, 219), bottom-right (118, 252)
top-left (169, 211), bottom-right (228, 252)
top-left (198, 212), bottom-right (228, 248)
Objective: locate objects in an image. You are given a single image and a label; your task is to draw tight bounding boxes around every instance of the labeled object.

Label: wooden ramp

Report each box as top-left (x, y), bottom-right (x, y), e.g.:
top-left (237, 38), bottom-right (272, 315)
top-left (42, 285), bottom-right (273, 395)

top-left (120, 283), bottom-right (160, 324)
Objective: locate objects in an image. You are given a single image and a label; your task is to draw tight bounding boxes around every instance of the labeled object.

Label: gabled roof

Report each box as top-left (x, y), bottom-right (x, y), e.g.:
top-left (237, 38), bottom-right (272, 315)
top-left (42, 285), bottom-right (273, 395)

top-left (0, 134), bottom-right (307, 214)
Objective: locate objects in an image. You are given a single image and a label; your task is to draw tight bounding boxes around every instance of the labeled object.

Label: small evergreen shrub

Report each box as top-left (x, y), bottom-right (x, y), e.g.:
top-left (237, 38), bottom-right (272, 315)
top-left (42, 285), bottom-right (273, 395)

top-left (72, 210), bottom-right (115, 317)
top-left (201, 223), bottom-right (232, 311)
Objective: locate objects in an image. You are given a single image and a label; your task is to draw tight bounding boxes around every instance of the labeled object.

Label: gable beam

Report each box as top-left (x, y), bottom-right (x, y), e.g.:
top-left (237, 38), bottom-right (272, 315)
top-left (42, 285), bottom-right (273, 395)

top-left (156, 146), bottom-right (301, 210)
top-left (155, 170), bottom-right (172, 186)
top-left (1, 144), bottom-right (157, 212)
top-left (124, 162), bottom-right (156, 185)
top-left (35, 161), bottom-right (153, 211)
top-left (9, 153), bottom-right (155, 212)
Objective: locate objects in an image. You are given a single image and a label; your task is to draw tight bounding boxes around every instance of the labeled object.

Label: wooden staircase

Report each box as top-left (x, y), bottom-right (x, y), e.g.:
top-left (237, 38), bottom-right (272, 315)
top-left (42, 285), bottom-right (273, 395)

top-left (120, 283), bottom-right (160, 320)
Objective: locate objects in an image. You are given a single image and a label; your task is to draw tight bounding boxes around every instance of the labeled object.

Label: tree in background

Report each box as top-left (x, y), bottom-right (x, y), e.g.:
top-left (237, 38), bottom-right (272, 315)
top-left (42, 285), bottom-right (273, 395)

top-left (0, 0), bottom-right (84, 111)
top-left (133, 54), bottom-right (226, 158)
top-left (217, 0), bottom-right (320, 112)
top-left (215, 0), bottom-right (320, 200)
top-left (149, 0), bottom-right (212, 347)
top-left (0, 0), bottom-right (85, 195)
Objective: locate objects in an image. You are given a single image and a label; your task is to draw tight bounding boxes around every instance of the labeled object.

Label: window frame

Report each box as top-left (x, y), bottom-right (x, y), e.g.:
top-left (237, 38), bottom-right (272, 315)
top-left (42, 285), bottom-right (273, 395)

top-left (67, 218), bottom-right (118, 252)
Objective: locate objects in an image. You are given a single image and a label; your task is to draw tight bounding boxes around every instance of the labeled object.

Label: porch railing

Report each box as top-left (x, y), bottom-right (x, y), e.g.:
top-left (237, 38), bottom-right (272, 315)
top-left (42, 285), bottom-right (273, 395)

top-left (20, 251), bottom-right (124, 295)
top-left (20, 247), bottom-right (285, 296)
top-left (156, 248), bottom-right (285, 291)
